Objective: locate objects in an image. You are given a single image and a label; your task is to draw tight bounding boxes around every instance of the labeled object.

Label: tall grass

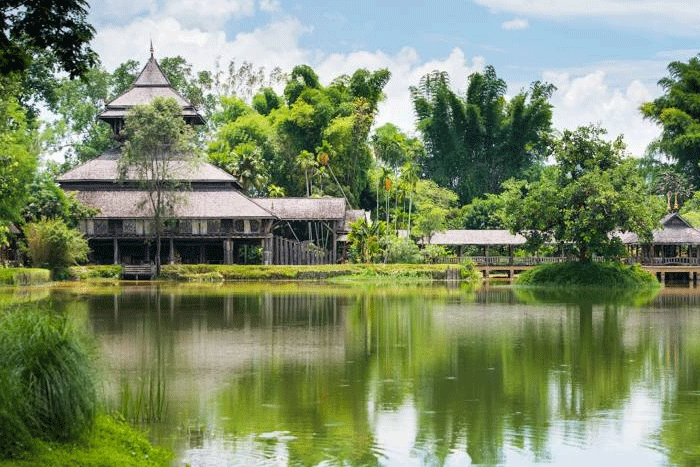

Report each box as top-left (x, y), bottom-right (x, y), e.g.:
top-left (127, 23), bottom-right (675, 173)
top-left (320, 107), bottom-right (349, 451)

top-left (0, 268), bottom-right (51, 286)
top-left (0, 305), bottom-right (97, 458)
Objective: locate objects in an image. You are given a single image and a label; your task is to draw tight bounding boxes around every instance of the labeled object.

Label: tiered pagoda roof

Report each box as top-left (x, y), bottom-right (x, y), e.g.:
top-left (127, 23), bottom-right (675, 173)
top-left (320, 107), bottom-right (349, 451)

top-left (98, 49), bottom-right (204, 133)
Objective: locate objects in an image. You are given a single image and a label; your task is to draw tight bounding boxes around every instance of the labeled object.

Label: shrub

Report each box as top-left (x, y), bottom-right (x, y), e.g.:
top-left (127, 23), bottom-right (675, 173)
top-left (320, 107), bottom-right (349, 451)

top-left (386, 237), bottom-right (422, 263)
top-left (421, 244), bottom-right (452, 263)
top-left (23, 219), bottom-right (89, 275)
top-left (516, 261), bottom-right (659, 288)
top-left (0, 268), bottom-right (50, 286)
top-left (0, 306), bottom-right (97, 450)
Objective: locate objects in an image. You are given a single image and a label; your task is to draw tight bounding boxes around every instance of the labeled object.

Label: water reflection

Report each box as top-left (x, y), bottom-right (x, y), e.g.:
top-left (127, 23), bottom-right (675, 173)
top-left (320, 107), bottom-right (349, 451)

top-left (48, 283), bottom-right (700, 465)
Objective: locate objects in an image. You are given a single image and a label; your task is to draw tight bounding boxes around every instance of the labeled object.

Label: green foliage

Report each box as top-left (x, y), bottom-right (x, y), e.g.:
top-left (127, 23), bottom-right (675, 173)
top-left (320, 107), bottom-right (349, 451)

top-left (680, 190), bottom-right (700, 227)
top-left (0, 0), bottom-right (97, 79)
top-left (0, 305), bottom-right (96, 455)
top-left (22, 171), bottom-right (98, 227)
top-left (0, 88), bottom-right (38, 244)
top-left (158, 263), bottom-right (470, 281)
top-left (516, 261), bottom-right (659, 288)
top-left (0, 268), bottom-right (50, 286)
top-left (347, 218), bottom-right (387, 263)
top-left (459, 258), bottom-right (481, 282)
top-left (502, 125), bottom-right (666, 261)
top-left (385, 236), bottom-right (422, 264)
top-left (641, 54), bottom-right (700, 187)
top-left (411, 66), bottom-right (554, 204)
top-left (68, 265), bottom-right (122, 280)
top-left (0, 414), bottom-right (172, 467)
top-left (460, 193), bottom-right (506, 229)
top-left (23, 219), bottom-right (88, 274)
top-left (421, 244), bottom-right (453, 263)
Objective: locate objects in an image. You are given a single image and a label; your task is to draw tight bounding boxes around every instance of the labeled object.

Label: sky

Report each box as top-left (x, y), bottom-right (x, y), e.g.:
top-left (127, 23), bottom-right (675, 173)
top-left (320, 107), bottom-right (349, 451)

top-left (88, 0), bottom-right (700, 157)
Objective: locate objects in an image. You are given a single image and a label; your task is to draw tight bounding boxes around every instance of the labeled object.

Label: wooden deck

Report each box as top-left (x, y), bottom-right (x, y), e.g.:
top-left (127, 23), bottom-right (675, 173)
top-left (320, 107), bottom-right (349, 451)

top-left (436, 256), bottom-right (700, 283)
top-left (122, 264), bottom-right (156, 280)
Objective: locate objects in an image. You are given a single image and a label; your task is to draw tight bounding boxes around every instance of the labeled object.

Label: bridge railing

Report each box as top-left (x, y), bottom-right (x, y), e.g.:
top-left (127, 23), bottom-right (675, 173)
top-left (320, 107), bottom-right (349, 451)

top-left (433, 255), bottom-right (700, 267)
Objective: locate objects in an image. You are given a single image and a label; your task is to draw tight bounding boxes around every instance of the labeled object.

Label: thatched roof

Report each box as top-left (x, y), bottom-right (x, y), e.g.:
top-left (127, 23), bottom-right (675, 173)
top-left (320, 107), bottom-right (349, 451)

top-left (57, 152), bottom-right (239, 187)
top-left (97, 53), bottom-right (204, 125)
top-left (620, 212), bottom-right (700, 245)
top-left (424, 229), bottom-right (527, 246)
top-left (73, 190), bottom-right (275, 219)
top-left (341, 210), bottom-right (370, 232)
top-left (253, 198), bottom-right (346, 221)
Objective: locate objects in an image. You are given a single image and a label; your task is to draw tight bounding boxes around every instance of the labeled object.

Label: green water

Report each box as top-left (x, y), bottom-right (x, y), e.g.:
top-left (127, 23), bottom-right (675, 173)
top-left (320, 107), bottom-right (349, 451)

top-left (51, 283), bottom-right (700, 466)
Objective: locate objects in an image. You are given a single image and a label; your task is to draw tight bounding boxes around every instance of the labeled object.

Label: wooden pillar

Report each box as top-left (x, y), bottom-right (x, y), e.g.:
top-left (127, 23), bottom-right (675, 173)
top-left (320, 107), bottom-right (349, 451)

top-left (223, 239), bottom-right (233, 265)
top-left (169, 238), bottom-right (174, 264)
top-left (332, 229), bottom-right (337, 264)
top-left (199, 244), bottom-right (205, 264)
top-left (113, 238), bottom-right (119, 265)
top-left (145, 242), bottom-right (150, 263)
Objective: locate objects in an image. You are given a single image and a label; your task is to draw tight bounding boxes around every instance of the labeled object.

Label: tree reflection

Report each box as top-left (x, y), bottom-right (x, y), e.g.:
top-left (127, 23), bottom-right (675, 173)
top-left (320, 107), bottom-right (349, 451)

top-left (76, 284), bottom-right (689, 466)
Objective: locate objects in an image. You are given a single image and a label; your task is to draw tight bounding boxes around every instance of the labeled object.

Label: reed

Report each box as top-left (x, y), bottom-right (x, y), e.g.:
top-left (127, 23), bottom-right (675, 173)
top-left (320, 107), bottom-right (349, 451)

top-left (0, 305), bottom-right (97, 449)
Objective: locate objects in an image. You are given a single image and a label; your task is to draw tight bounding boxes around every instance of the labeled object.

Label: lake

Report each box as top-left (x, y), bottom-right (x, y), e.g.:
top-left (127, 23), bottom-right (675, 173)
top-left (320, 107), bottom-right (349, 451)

top-left (50, 282), bottom-right (700, 466)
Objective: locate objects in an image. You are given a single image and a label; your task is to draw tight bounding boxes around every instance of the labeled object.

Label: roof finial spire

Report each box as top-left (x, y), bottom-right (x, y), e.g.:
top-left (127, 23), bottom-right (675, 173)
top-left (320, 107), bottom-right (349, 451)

top-left (150, 39), bottom-right (154, 58)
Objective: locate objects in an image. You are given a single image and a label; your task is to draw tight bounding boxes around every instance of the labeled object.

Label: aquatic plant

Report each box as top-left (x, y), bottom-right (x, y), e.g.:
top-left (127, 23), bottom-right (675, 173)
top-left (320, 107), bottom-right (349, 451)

top-left (0, 305), bottom-right (97, 449)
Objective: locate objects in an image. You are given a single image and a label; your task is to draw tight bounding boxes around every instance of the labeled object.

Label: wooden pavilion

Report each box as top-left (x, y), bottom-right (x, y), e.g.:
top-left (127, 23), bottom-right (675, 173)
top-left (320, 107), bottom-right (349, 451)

top-left (620, 212), bottom-right (700, 265)
top-left (422, 229), bottom-right (527, 257)
top-left (57, 50), bottom-right (347, 267)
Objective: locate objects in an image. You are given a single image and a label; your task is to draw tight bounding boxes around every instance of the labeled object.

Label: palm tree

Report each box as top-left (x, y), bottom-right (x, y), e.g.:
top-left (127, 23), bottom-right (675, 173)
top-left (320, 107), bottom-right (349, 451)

top-left (400, 161), bottom-right (419, 236)
top-left (296, 150), bottom-right (317, 197)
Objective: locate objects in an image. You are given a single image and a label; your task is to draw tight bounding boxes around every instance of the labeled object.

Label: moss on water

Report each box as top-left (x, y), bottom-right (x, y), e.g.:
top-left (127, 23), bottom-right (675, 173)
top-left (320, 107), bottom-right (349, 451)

top-left (515, 261), bottom-right (659, 288)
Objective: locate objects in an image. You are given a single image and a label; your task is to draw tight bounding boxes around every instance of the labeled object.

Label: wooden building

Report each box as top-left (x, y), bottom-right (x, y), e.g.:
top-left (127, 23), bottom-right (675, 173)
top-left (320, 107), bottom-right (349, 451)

top-left (620, 212), bottom-right (700, 265)
top-left (57, 50), bottom-right (346, 266)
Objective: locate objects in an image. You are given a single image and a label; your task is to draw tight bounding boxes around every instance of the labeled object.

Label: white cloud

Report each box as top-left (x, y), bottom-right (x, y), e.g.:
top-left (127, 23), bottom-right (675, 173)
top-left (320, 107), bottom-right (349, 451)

top-left (259, 0), bottom-right (280, 13)
top-left (93, 16), bottom-right (312, 73)
top-left (502, 18), bottom-right (529, 30)
top-left (162, 0), bottom-right (256, 29)
top-left (92, 10), bottom-right (664, 158)
top-left (543, 69), bottom-right (661, 156)
top-left (474, 0), bottom-right (700, 35)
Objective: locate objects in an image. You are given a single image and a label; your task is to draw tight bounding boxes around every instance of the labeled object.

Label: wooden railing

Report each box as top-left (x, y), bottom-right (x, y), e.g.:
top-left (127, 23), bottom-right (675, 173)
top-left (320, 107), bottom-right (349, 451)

top-left (434, 256), bottom-right (700, 267)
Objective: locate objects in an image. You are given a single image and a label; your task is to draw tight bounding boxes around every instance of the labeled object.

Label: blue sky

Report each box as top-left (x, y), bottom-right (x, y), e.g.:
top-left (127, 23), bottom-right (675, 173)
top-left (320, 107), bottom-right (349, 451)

top-left (88, 0), bottom-right (700, 156)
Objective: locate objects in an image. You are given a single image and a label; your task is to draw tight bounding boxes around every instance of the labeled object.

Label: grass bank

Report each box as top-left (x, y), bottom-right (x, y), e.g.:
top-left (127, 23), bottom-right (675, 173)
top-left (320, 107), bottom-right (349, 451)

top-left (158, 263), bottom-right (480, 282)
top-left (0, 414), bottom-right (171, 467)
top-left (0, 268), bottom-right (51, 286)
top-left (0, 303), bottom-right (171, 466)
top-left (515, 261), bottom-right (659, 288)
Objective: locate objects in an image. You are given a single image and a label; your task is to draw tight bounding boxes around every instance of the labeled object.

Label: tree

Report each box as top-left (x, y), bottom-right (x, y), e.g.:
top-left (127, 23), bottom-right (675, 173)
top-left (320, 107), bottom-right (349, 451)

top-left (23, 218), bottom-right (88, 274)
top-left (641, 55), bottom-right (700, 187)
top-left (502, 125), bottom-right (665, 262)
top-left (119, 97), bottom-right (201, 275)
top-left (0, 0), bottom-right (97, 78)
top-left (411, 66), bottom-right (554, 204)
top-left (0, 87), bottom-right (38, 245)
top-left (22, 170), bottom-right (98, 227)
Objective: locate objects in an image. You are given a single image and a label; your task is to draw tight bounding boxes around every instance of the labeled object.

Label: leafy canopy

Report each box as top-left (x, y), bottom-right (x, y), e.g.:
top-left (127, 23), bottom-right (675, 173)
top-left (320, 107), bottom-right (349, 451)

top-left (641, 54), bottom-right (700, 187)
top-left (411, 66), bottom-right (554, 204)
top-left (502, 125), bottom-right (665, 261)
top-left (0, 0), bottom-right (97, 78)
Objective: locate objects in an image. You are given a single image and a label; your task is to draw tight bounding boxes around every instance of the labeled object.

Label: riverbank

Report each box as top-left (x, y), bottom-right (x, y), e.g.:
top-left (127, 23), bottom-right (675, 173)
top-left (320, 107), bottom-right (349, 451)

top-left (515, 261), bottom-right (659, 288)
top-left (67, 263), bottom-right (480, 282)
top-left (0, 268), bottom-right (50, 286)
top-left (0, 415), bottom-right (171, 467)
